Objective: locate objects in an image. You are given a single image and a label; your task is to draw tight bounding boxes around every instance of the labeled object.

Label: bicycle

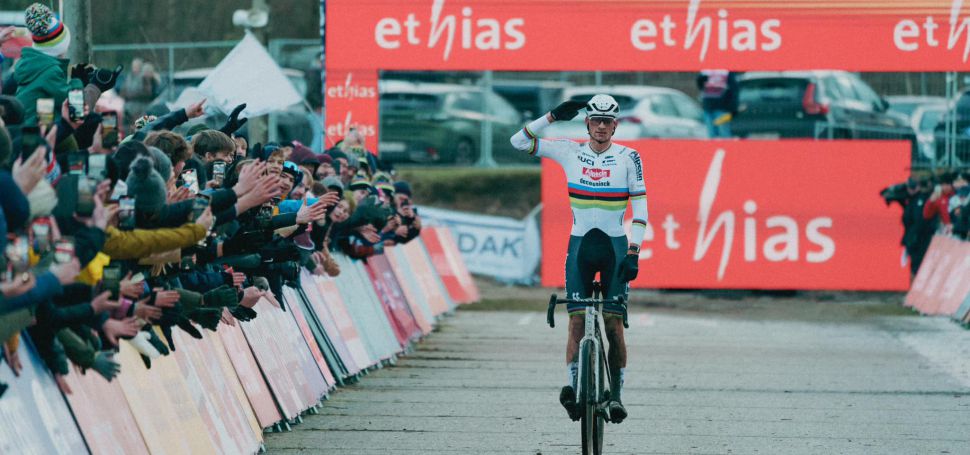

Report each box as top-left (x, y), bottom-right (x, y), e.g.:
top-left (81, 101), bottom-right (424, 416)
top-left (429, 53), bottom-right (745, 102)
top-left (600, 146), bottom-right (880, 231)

top-left (547, 281), bottom-right (628, 455)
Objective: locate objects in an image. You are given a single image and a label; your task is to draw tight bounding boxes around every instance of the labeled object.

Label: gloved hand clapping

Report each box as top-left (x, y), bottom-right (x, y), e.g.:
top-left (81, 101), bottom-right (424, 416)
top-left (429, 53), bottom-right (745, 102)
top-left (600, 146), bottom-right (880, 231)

top-left (91, 351), bottom-right (121, 381)
top-left (220, 103), bottom-right (248, 136)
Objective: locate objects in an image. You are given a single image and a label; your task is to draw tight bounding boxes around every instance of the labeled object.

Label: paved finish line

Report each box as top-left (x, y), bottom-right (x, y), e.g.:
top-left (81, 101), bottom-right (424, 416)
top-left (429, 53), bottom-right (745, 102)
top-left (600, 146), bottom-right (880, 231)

top-left (265, 307), bottom-right (970, 454)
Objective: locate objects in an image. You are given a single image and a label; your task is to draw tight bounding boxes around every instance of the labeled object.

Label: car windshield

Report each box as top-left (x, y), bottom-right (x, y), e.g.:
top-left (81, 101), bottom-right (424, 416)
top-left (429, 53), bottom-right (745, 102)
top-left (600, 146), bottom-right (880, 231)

top-left (888, 102), bottom-right (921, 119)
top-left (380, 93), bottom-right (442, 112)
top-left (919, 110), bottom-right (944, 132)
top-left (568, 94), bottom-right (637, 111)
top-left (739, 78), bottom-right (807, 104)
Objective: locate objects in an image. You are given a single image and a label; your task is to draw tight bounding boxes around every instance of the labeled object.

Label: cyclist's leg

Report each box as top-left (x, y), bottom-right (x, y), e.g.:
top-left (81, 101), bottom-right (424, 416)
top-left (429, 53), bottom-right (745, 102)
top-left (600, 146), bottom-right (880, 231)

top-left (601, 235), bottom-right (630, 421)
top-left (562, 234), bottom-right (595, 419)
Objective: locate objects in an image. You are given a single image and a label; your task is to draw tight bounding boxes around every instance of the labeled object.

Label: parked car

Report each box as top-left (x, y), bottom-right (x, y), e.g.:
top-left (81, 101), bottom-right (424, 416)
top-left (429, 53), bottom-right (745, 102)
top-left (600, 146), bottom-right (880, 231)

top-left (378, 81), bottom-right (525, 164)
top-left (933, 89), bottom-right (970, 166)
top-left (492, 79), bottom-right (570, 119)
top-left (909, 104), bottom-right (947, 164)
top-left (562, 85), bottom-right (708, 138)
top-left (887, 95), bottom-right (947, 122)
top-left (733, 71), bottom-right (914, 140)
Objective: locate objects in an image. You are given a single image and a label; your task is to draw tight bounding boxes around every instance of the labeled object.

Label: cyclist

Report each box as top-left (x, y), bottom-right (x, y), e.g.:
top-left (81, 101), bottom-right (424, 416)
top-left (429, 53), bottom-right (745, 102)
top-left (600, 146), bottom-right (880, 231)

top-left (510, 95), bottom-right (647, 423)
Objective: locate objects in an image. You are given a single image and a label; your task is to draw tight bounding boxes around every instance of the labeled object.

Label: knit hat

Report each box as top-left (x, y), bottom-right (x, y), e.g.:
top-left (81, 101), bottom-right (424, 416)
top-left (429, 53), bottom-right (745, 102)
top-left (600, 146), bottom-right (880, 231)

top-left (372, 172), bottom-right (395, 195)
top-left (111, 141), bottom-right (150, 182)
top-left (25, 3), bottom-right (71, 57)
top-left (126, 157), bottom-right (168, 214)
top-left (289, 142), bottom-right (320, 166)
top-left (318, 153), bottom-right (333, 165)
top-left (146, 146), bottom-right (173, 182)
top-left (322, 176), bottom-right (344, 192)
top-left (281, 161), bottom-right (303, 188)
top-left (185, 123), bottom-right (210, 138)
top-left (393, 181), bottom-right (412, 198)
top-left (349, 173), bottom-right (371, 191)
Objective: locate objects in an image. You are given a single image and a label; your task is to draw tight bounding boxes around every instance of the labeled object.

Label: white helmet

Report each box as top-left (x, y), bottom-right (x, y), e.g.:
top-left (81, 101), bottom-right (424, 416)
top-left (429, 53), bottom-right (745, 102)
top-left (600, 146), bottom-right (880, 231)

top-left (585, 94), bottom-right (619, 119)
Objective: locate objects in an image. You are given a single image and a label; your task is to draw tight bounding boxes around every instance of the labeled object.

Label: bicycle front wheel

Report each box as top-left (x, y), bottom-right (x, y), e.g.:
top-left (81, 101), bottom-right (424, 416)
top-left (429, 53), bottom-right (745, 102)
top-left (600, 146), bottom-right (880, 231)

top-left (579, 341), bottom-right (605, 454)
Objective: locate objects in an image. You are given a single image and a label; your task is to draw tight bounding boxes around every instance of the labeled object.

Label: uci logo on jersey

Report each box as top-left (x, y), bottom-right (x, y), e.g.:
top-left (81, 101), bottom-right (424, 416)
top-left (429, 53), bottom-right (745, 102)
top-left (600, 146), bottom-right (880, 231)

top-left (582, 167), bottom-right (611, 181)
top-left (578, 155), bottom-right (595, 166)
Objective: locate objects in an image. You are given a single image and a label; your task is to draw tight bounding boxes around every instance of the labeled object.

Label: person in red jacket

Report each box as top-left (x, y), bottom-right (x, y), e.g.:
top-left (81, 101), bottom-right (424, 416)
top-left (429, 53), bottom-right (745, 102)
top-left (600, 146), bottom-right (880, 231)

top-left (923, 173), bottom-right (955, 233)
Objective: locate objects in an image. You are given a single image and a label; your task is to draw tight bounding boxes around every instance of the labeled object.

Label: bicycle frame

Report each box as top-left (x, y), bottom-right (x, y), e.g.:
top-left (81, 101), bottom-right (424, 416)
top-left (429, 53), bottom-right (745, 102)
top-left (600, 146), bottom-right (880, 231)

top-left (576, 303), bottom-right (608, 411)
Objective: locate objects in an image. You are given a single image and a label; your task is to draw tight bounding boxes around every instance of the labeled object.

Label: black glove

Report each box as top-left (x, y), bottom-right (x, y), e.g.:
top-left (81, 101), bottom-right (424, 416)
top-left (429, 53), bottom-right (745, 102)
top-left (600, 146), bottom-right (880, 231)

top-left (146, 329), bottom-right (170, 356)
top-left (220, 103), bottom-right (248, 136)
top-left (550, 100), bottom-right (587, 121)
top-left (617, 254), bottom-right (639, 282)
top-left (70, 63), bottom-right (95, 85)
top-left (90, 65), bottom-right (124, 92)
top-left (230, 306), bottom-right (257, 322)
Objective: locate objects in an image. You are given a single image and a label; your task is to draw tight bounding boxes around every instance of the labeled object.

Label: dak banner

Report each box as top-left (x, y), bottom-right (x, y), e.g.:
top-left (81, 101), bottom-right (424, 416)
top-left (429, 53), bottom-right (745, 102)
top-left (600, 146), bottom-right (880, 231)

top-left (541, 140), bottom-right (910, 290)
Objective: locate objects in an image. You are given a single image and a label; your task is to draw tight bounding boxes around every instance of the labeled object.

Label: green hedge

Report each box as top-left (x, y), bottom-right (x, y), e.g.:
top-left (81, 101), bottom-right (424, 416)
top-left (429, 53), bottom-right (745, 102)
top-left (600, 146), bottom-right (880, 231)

top-left (396, 167), bottom-right (540, 218)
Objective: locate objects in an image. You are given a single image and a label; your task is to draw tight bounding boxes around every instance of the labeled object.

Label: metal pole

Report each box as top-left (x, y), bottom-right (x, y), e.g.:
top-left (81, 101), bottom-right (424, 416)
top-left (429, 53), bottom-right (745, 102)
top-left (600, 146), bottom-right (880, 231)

top-left (167, 46), bottom-right (175, 102)
top-left (595, 71), bottom-right (603, 86)
top-left (62, 0), bottom-right (91, 63)
top-left (476, 70), bottom-right (497, 168)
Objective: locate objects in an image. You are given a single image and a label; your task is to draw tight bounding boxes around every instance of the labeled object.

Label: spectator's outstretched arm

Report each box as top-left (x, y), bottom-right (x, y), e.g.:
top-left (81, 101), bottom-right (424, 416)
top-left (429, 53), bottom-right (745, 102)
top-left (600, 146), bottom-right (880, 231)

top-left (102, 223), bottom-right (207, 259)
top-left (131, 109), bottom-right (189, 142)
top-left (0, 170), bottom-right (30, 230)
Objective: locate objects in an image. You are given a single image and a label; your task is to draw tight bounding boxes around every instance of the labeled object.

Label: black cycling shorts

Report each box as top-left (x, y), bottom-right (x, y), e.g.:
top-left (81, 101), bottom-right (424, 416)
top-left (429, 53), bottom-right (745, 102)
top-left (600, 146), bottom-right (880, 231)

top-left (564, 228), bottom-right (629, 317)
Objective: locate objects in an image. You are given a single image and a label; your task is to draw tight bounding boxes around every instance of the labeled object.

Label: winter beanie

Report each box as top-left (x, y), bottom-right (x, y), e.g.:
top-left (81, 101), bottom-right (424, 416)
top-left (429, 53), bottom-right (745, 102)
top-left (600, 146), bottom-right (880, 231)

top-left (146, 146), bottom-right (173, 182)
top-left (126, 157), bottom-right (167, 214)
top-left (349, 173), bottom-right (371, 191)
top-left (25, 3), bottom-right (71, 57)
top-left (393, 181), bottom-right (412, 198)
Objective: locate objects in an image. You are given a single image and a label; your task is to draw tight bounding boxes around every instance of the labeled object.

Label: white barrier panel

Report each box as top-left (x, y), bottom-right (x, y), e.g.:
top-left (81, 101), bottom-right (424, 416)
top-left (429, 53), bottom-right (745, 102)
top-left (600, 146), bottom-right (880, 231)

top-left (298, 269), bottom-right (362, 377)
top-left (282, 285), bottom-right (338, 388)
top-left (419, 206), bottom-right (541, 284)
top-left (386, 246), bottom-right (435, 334)
top-left (314, 274), bottom-right (374, 372)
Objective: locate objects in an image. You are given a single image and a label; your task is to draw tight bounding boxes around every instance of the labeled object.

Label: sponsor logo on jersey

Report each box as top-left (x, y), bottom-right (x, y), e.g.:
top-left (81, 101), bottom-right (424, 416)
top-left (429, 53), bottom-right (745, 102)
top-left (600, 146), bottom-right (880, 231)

top-left (630, 153), bottom-right (643, 180)
top-left (578, 155), bottom-right (595, 166)
top-left (582, 167), bottom-right (611, 181)
top-left (579, 179), bottom-right (611, 187)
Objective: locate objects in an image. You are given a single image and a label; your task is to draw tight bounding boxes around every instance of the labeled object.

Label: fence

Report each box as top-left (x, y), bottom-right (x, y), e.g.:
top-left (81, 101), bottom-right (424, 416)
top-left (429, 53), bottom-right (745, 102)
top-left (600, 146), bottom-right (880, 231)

top-left (905, 235), bottom-right (970, 325)
top-left (0, 227), bottom-right (479, 454)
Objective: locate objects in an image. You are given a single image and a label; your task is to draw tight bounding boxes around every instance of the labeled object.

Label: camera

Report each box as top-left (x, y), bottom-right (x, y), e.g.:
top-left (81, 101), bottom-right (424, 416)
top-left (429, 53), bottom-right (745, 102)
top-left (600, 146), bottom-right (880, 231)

top-left (4, 235), bottom-right (30, 283)
top-left (36, 98), bottom-right (54, 127)
top-left (191, 194), bottom-right (211, 220)
top-left (54, 239), bottom-right (75, 265)
top-left (101, 111), bottom-right (119, 148)
top-left (102, 265), bottom-right (122, 299)
top-left (88, 154), bottom-right (107, 180)
top-left (30, 219), bottom-right (52, 254)
top-left (181, 169), bottom-right (199, 195)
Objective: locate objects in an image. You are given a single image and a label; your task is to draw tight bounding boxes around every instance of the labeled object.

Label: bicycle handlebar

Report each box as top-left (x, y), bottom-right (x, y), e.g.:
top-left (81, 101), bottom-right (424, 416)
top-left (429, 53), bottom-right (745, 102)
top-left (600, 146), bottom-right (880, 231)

top-left (546, 294), bottom-right (629, 329)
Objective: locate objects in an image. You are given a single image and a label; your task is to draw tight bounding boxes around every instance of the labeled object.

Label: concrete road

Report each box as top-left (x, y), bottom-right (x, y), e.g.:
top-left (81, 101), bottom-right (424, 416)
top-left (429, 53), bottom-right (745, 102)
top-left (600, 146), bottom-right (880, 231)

top-left (265, 302), bottom-right (970, 454)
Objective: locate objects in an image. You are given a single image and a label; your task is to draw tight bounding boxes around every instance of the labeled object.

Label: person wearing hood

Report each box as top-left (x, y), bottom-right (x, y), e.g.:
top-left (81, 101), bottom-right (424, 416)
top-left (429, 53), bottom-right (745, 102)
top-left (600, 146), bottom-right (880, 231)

top-left (13, 4), bottom-right (121, 125)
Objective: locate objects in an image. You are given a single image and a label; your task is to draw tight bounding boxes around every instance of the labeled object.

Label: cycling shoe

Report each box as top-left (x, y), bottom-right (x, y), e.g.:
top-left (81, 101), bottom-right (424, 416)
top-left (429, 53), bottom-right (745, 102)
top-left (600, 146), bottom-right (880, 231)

top-left (608, 400), bottom-right (627, 423)
top-left (559, 386), bottom-right (580, 421)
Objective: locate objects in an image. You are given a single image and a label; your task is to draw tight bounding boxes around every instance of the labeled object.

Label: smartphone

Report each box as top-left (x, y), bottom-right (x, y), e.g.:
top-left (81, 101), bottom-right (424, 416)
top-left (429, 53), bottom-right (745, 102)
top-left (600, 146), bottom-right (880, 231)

top-left (102, 265), bottom-right (122, 300)
top-left (88, 153), bottom-right (106, 180)
top-left (68, 89), bottom-right (84, 121)
top-left (191, 194), bottom-right (211, 220)
top-left (76, 177), bottom-right (96, 217)
top-left (182, 169), bottom-right (199, 194)
top-left (118, 196), bottom-right (136, 230)
top-left (36, 98), bottom-right (54, 126)
top-left (4, 235), bottom-right (29, 282)
top-left (109, 180), bottom-right (128, 202)
top-left (101, 111), bottom-right (119, 148)
top-left (68, 152), bottom-right (85, 175)
top-left (54, 239), bottom-right (75, 264)
top-left (30, 219), bottom-right (52, 254)
top-left (20, 125), bottom-right (43, 158)
top-left (212, 160), bottom-right (227, 185)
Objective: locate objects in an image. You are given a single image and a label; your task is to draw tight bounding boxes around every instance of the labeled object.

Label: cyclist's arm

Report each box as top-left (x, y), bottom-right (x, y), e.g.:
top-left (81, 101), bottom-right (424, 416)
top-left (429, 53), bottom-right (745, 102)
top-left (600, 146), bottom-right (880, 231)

top-left (510, 114), bottom-right (572, 163)
top-left (626, 149), bottom-right (648, 249)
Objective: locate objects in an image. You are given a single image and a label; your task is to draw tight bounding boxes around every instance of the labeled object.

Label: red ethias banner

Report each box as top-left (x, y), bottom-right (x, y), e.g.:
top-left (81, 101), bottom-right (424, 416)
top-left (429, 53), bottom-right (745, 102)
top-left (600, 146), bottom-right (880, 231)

top-left (329, 0), bottom-right (970, 71)
top-left (325, 69), bottom-right (379, 151)
top-left (541, 140), bottom-right (911, 291)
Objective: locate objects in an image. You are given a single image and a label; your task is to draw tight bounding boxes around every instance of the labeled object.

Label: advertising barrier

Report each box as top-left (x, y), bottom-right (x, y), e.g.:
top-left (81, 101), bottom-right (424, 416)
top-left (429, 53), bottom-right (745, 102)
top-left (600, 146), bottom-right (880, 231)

top-left (541, 140), bottom-right (911, 290)
top-left (420, 206), bottom-right (541, 284)
top-left (905, 235), bottom-right (970, 318)
top-left (0, 337), bottom-right (89, 455)
top-left (1, 230), bottom-right (475, 452)
top-left (323, 0), bottom-right (970, 151)
top-left (423, 226), bottom-right (482, 303)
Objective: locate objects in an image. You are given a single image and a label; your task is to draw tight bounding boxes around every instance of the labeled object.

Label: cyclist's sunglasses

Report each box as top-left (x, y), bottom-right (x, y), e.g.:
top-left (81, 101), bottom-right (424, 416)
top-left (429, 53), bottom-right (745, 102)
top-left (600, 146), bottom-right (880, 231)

top-left (588, 116), bottom-right (616, 125)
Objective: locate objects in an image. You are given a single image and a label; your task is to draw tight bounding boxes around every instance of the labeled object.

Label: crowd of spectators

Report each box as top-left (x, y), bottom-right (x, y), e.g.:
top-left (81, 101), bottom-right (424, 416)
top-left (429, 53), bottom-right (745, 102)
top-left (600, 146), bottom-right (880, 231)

top-left (883, 170), bottom-right (970, 275)
top-left (0, 3), bottom-right (421, 397)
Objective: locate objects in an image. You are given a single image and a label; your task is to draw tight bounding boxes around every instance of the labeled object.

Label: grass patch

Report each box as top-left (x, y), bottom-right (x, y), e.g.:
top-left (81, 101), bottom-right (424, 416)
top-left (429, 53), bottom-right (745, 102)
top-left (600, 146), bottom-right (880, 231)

top-left (397, 166), bottom-right (540, 218)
